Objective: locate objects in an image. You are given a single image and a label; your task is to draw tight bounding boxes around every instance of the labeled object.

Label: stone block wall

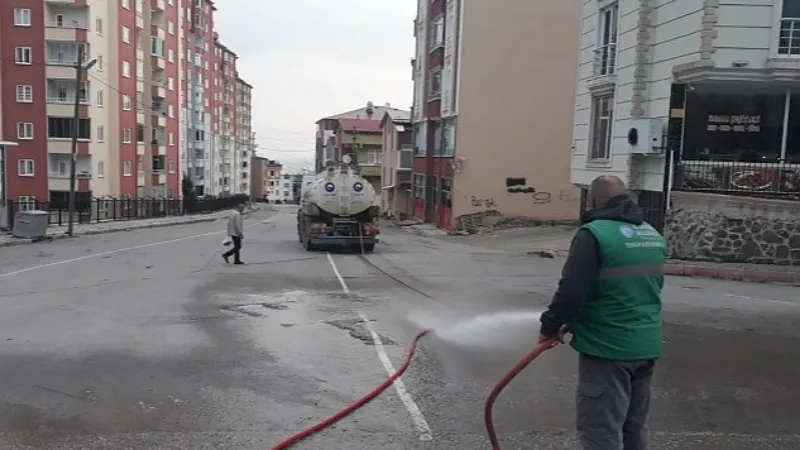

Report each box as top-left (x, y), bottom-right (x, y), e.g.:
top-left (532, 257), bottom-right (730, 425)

top-left (665, 192), bottom-right (800, 265)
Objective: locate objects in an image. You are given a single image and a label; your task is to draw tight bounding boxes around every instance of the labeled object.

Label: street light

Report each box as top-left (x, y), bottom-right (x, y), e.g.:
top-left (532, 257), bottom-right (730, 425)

top-left (66, 44), bottom-right (97, 237)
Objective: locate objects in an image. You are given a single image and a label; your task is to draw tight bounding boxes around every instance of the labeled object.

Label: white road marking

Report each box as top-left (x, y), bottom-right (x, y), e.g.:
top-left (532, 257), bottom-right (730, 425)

top-left (325, 252), bottom-right (433, 441)
top-left (0, 230), bottom-right (224, 279)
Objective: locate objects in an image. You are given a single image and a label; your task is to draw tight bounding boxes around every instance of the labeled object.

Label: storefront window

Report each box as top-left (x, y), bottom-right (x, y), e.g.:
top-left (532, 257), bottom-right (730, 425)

top-left (682, 91), bottom-right (784, 162)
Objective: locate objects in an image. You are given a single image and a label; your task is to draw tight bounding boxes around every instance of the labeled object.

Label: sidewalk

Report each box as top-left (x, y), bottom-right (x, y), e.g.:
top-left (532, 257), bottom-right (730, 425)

top-left (393, 221), bottom-right (800, 285)
top-left (0, 205), bottom-right (260, 248)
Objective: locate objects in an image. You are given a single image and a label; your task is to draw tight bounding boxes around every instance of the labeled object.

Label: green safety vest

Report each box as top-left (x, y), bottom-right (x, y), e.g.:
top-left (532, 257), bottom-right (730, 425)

top-left (569, 219), bottom-right (665, 361)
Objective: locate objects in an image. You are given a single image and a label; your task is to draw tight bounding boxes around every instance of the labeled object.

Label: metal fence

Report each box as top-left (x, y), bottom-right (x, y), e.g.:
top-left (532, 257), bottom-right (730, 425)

top-left (4, 194), bottom-right (248, 227)
top-left (673, 160), bottom-right (800, 197)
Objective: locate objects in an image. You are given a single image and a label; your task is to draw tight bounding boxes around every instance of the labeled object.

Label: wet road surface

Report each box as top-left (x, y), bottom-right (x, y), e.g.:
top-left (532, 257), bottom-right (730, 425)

top-left (0, 205), bottom-right (798, 449)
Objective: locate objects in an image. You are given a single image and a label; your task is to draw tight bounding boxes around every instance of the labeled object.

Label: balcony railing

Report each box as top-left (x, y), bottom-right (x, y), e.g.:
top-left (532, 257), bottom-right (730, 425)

top-left (593, 42), bottom-right (617, 77)
top-left (674, 160), bottom-right (800, 196)
top-left (778, 18), bottom-right (800, 55)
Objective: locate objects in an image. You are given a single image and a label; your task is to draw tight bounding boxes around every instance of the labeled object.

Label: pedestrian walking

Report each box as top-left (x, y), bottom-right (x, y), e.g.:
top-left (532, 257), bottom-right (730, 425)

top-left (538, 175), bottom-right (666, 450)
top-left (222, 203), bottom-right (246, 265)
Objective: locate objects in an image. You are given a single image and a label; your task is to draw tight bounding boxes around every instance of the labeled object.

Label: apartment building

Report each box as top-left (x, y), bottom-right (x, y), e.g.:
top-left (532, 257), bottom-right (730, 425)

top-left (570, 0), bottom-right (800, 264)
top-left (1, 0), bottom-right (251, 205)
top-left (314, 102), bottom-right (404, 172)
top-left (235, 78), bottom-right (253, 196)
top-left (250, 155), bottom-right (267, 200)
top-left (215, 41), bottom-right (236, 195)
top-left (379, 109), bottom-right (413, 218)
top-left (411, 0), bottom-right (581, 230)
top-left (265, 160), bottom-right (282, 202)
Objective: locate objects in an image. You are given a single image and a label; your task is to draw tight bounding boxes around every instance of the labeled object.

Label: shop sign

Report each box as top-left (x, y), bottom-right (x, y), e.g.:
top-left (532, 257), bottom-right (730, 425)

top-left (706, 114), bottom-right (761, 132)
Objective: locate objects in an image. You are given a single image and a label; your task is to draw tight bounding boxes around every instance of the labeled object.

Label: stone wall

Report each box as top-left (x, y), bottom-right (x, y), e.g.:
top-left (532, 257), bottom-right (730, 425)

top-left (665, 192), bottom-right (800, 265)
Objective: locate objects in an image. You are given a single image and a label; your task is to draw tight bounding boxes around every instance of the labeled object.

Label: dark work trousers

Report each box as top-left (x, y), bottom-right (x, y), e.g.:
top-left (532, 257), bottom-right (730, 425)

top-left (222, 236), bottom-right (242, 263)
top-left (577, 353), bottom-right (656, 450)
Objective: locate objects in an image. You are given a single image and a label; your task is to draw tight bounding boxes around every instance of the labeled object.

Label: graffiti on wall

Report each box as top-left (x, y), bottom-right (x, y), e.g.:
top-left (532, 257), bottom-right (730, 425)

top-left (505, 177), bottom-right (580, 205)
top-left (471, 196), bottom-right (497, 209)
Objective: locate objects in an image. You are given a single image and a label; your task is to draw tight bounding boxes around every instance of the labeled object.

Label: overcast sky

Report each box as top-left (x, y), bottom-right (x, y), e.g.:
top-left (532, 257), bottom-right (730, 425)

top-left (214, 0), bottom-right (416, 172)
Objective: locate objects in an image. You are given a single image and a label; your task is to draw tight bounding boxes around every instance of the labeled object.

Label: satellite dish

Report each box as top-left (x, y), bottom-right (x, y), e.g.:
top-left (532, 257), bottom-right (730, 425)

top-left (341, 154), bottom-right (353, 164)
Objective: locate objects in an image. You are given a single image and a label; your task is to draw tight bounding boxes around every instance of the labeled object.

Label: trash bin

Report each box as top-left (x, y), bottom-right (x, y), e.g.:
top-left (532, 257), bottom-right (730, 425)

top-left (13, 210), bottom-right (50, 239)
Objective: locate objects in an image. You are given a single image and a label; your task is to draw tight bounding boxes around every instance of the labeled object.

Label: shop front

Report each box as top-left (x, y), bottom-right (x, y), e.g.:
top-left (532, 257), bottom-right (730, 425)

top-left (674, 84), bottom-right (800, 196)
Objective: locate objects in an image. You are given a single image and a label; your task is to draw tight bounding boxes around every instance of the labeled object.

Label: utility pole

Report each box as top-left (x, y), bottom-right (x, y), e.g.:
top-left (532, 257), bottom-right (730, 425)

top-left (67, 45), bottom-right (96, 237)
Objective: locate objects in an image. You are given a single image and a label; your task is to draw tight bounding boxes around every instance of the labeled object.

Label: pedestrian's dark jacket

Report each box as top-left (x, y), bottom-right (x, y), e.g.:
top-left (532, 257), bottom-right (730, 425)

top-left (539, 194), bottom-right (665, 360)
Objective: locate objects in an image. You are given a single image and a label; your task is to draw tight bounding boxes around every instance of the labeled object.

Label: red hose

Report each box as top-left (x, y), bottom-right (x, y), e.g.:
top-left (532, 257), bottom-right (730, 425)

top-left (268, 329), bottom-right (432, 450)
top-left (268, 331), bottom-right (557, 450)
top-left (484, 338), bottom-right (558, 450)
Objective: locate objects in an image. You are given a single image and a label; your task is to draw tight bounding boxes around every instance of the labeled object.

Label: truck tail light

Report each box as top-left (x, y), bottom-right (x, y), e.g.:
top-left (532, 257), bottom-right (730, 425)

top-left (310, 222), bottom-right (327, 233)
top-left (363, 223), bottom-right (380, 235)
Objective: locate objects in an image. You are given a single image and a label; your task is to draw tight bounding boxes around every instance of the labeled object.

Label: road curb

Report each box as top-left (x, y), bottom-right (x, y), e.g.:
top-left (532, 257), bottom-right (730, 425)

top-left (664, 263), bottom-right (800, 286)
top-left (0, 216), bottom-right (221, 248)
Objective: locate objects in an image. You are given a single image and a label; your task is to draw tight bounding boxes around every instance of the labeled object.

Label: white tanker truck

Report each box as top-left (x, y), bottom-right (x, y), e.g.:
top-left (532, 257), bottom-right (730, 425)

top-left (296, 159), bottom-right (380, 252)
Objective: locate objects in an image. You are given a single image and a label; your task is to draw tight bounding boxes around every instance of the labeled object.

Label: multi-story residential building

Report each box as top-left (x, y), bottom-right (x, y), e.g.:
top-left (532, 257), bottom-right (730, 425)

top-left (280, 173), bottom-right (297, 203)
top-left (314, 102), bottom-right (403, 172)
top-left (265, 160), bottom-right (282, 202)
top-left (410, 0), bottom-right (581, 230)
top-left (235, 78), bottom-right (253, 195)
top-left (180, 0), bottom-right (216, 197)
top-left (379, 109), bottom-right (413, 218)
top-left (2, 0), bottom-right (248, 205)
top-left (335, 118), bottom-right (383, 191)
top-left (250, 155), bottom-right (267, 200)
top-left (215, 41), bottom-right (236, 195)
top-left (571, 0), bottom-right (800, 266)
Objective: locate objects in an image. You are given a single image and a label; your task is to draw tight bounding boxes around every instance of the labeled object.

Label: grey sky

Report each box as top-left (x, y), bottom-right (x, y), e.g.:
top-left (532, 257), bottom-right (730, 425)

top-left (214, 0), bottom-right (416, 172)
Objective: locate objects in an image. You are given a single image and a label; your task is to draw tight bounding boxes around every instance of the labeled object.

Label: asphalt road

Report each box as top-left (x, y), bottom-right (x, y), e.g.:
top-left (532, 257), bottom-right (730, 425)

top-left (0, 205), bottom-right (798, 449)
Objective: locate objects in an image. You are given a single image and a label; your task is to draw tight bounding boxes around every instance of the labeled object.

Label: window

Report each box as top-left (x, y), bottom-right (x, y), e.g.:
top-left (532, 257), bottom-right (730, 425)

top-left (595, 4), bottom-right (619, 76)
top-left (18, 159), bottom-right (34, 176)
top-left (413, 123), bottom-right (427, 156)
top-left (48, 117), bottom-right (91, 139)
top-left (122, 26), bottom-right (131, 43)
top-left (122, 94), bottom-right (132, 110)
top-left (97, 161), bottom-right (105, 178)
top-left (122, 0), bottom-right (130, 9)
top-left (168, 133), bottom-right (175, 146)
top-left (413, 174), bottom-right (425, 198)
top-left (442, 122), bottom-right (455, 157)
top-left (123, 128), bottom-right (132, 143)
top-left (779, 1), bottom-right (800, 55)
top-left (152, 37), bottom-right (165, 56)
top-left (14, 8), bottom-right (31, 26)
top-left (433, 123), bottom-right (443, 156)
top-left (122, 61), bottom-right (131, 77)
top-left (168, 160), bottom-right (176, 173)
top-left (168, 77), bottom-right (174, 90)
top-left (17, 122), bottom-right (34, 140)
top-left (123, 161), bottom-right (133, 176)
top-left (366, 149), bottom-right (382, 165)
top-left (56, 160), bottom-right (68, 176)
top-left (18, 196), bottom-right (37, 211)
top-left (97, 89), bottom-right (104, 106)
top-left (589, 94), bottom-right (614, 160)
top-left (16, 85), bottom-right (33, 103)
top-left (429, 70), bottom-right (442, 98)
top-left (429, 17), bottom-right (444, 51)
top-left (96, 55), bottom-right (104, 71)
top-left (96, 18), bottom-right (103, 35)
top-left (168, 49), bottom-right (174, 62)
top-left (168, 21), bottom-right (175, 34)
top-left (97, 125), bottom-right (105, 142)
top-left (55, 14), bottom-right (64, 27)
top-left (15, 47), bottom-right (32, 64)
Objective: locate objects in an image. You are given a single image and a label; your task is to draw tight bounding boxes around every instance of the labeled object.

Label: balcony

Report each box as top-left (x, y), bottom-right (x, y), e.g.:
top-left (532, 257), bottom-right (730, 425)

top-left (152, 0), bottom-right (166, 12)
top-left (152, 83), bottom-right (166, 98)
top-left (45, 3), bottom-right (89, 35)
top-left (46, 42), bottom-right (89, 77)
top-left (151, 55), bottom-right (165, 71)
top-left (48, 154), bottom-right (91, 190)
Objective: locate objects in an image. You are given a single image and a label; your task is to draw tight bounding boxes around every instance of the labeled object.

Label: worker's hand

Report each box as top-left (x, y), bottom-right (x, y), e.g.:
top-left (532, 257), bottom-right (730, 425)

top-left (538, 325), bottom-right (568, 348)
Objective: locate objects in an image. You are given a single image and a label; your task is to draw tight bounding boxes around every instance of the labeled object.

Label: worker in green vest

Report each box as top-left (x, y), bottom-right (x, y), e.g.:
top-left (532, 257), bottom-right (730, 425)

top-left (539, 175), bottom-right (665, 450)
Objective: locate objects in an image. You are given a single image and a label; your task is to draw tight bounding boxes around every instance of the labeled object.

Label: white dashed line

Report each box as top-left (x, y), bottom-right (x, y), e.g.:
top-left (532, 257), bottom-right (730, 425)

top-left (326, 252), bottom-right (433, 441)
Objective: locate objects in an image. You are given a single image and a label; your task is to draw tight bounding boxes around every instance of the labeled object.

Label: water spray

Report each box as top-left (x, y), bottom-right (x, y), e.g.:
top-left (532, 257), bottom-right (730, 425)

top-left (268, 313), bottom-right (558, 450)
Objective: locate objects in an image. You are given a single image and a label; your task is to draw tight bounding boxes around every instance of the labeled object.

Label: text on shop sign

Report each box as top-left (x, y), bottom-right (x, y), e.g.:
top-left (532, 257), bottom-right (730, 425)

top-left (706, 115), bottom-right (761, 133)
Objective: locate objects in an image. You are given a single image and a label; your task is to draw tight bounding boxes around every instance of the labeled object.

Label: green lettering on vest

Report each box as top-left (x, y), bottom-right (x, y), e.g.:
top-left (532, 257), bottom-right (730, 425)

top-left (569, 220), bottom-right (665, 361)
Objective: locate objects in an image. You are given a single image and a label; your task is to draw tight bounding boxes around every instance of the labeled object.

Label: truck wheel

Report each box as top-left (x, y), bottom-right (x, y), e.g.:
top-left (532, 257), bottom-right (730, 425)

top-left (303, 236), bottom-right (316, 252)
top-left (361, 243), bottom-right (375, 253)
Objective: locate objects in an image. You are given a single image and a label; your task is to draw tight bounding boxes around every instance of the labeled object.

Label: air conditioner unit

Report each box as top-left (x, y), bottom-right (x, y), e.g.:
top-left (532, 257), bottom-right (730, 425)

top-left (627, 119), bottom-right (665, 155)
